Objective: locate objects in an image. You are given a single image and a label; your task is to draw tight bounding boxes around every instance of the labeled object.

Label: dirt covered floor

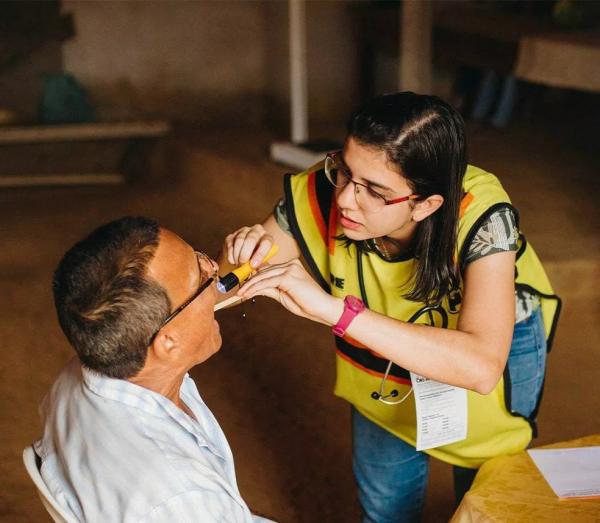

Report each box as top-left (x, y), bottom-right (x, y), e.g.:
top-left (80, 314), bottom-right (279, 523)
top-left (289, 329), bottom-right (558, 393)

top-left (1, 100), bottom-right (599, 522)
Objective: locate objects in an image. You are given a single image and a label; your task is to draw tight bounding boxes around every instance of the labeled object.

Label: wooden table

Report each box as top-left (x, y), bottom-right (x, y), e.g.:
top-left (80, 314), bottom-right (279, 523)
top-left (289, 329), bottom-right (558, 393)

top-left (515, 31), bottom-right (600, 93)
top-left (451, 435), bottom-right (600, 522)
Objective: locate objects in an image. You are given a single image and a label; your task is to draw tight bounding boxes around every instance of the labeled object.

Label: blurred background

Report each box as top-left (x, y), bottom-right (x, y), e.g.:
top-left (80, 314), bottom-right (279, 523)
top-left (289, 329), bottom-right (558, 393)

top-left (1, 0), bottom-right (598, 521)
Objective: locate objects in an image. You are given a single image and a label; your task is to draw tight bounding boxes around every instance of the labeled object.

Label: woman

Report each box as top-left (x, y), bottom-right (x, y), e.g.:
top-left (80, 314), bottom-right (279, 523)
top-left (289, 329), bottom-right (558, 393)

top-left (223, 92), bottom-right (560, 522)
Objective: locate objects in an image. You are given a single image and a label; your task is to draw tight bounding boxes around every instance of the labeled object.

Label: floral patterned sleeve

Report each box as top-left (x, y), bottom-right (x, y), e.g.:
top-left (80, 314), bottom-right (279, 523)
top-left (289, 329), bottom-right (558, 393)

top-left (463, 206), bottom-right (519, 265)
top-left (464, 206), bottom-right (538, 322)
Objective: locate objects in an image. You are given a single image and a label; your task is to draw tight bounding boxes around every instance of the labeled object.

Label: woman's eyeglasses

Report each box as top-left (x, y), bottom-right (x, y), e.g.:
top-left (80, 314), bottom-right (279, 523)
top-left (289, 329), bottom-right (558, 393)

top-left (324, 151), bottom-right (419, 212)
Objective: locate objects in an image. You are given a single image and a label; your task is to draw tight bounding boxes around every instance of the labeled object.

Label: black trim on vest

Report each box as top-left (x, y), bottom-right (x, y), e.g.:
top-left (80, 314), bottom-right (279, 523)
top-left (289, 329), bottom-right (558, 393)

top-left (335, 336), bottom-right (412, 381)
top-left (350, 247), bottom-right (409, 379)
top-left (503, 366), bottom-right (538, 438)
top-left (459, 200), bottom-right (561, 349)
top-left (284, 172), bottom-right (331, 293)
top-left (503, 286), bottom-right (561, 440)
top-left (515, 233), bottom-right (527, 279)
top-left (515, 283), bottom-right (562, 352)
top-left (357, 246), bottom-right (370, 308)
top-left (454, 200), bottom-right (562, 440)
top-left (529, 375), bottom-right (547, 433)
top-left (516, 232), bottom-right (527, 261)
top-left (314, 167), bottom-right (333, 225)
top-left (459, 200), bottom-right (562, 344)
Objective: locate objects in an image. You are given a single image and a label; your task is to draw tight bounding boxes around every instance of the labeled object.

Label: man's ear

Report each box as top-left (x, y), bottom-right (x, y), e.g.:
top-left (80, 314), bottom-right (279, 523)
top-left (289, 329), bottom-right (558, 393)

top-left (412, 194), bottom-right (444, 223)
top-left (149, 330), bottom-right (179, 362)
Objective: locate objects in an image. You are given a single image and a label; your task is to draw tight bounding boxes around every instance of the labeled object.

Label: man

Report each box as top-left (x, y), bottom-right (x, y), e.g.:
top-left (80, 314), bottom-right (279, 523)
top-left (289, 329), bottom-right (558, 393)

top-left (35, 216), bottom-right (270, 522)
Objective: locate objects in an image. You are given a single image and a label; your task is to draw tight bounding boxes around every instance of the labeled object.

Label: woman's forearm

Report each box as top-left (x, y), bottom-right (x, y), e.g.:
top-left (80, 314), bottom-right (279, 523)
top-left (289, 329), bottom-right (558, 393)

top-left (318, 295), bottom-right (508, 394)
top-left (315, 253), bottom-right (516, 394)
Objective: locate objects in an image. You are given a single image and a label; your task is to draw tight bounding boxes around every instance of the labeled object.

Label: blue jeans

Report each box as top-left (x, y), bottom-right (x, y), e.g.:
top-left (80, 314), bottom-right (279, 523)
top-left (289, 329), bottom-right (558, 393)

top-left (507, 306), bottom-right (547, 418)
top-left (352, 307), bottom-right (547, 523)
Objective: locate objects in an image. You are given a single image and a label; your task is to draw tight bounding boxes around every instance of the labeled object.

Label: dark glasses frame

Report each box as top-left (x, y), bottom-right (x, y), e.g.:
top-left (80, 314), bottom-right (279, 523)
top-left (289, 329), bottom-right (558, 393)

top-left (148, 251), bottom-right (217, 345)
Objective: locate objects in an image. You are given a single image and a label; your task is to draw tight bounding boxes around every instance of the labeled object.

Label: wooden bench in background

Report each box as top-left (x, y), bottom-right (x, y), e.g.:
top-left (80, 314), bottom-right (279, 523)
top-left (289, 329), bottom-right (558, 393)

top-left (0, 120), bottom-right (171, 187)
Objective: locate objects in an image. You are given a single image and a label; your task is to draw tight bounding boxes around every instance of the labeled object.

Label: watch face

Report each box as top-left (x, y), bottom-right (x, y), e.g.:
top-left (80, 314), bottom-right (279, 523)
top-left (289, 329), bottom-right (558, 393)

top-left (345, 295), bottom-right (364, 312)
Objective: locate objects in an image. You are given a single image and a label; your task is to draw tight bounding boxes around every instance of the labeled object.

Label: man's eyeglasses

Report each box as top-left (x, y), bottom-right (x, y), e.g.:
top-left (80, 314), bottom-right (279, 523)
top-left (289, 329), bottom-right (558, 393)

top-left (324, 151), bottom-right (419, 212)
top-left (148, 251), bottom-right (217, 345)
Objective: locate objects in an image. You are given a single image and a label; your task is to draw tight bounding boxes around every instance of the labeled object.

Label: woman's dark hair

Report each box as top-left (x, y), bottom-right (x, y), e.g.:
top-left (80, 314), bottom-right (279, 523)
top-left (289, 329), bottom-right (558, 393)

top-left (53, 216), bottom-right (171, 379)
top-left (347, 92), bottom-right (467, 304)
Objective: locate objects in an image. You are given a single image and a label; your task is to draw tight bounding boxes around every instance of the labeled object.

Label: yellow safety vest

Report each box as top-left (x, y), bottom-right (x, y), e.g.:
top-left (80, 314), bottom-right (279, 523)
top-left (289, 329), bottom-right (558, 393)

top-left (284, 163), bottom-right (561, 468)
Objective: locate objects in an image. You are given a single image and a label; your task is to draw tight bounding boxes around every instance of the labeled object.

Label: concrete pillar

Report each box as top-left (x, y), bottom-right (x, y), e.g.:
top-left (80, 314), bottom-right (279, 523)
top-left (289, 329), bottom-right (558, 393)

top-left (399, 1), bottom-right (432, 94)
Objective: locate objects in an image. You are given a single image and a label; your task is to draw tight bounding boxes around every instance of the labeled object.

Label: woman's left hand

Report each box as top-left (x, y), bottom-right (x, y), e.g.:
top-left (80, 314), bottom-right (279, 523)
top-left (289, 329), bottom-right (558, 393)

top-left (237, 259), bottom-right (340, 325)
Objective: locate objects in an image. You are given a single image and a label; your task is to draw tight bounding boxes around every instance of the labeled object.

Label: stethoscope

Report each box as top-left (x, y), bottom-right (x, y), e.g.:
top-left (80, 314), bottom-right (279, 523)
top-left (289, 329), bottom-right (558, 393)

top-left (355, 245), bottom-right (450, 405)
top-left (370, 304), bottom-right (449, 405)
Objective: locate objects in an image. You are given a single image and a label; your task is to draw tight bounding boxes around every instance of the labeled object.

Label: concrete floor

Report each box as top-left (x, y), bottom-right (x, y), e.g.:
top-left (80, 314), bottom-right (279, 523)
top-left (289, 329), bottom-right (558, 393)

top-left (1, 100), bottom-right (598, 522)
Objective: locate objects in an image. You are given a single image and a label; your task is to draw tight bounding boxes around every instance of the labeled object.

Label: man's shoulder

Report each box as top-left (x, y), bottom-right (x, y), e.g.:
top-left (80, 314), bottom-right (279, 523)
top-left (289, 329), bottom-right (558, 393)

top-left (36, 361), bottom-right (253, 520)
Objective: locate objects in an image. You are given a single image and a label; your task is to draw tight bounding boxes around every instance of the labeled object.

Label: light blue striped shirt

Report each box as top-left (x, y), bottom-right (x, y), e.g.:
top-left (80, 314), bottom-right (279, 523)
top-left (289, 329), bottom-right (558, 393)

top-left (35, 358), bottom-right (271, 522)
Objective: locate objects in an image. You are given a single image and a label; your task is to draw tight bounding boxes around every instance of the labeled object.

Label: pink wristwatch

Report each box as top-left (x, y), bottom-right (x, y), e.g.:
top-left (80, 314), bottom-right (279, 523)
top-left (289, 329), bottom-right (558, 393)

top-left (332, 295), bottom-right (366, 337)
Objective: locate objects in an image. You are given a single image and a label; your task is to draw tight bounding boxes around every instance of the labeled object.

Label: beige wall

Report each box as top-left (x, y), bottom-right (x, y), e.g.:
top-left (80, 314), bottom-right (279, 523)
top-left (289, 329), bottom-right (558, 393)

top-left (62, 0), bottom-right (268, 123)
top-left (0, 42), bottom-right (63, 123)
top-left (62, 0), bottom-right (360, 129)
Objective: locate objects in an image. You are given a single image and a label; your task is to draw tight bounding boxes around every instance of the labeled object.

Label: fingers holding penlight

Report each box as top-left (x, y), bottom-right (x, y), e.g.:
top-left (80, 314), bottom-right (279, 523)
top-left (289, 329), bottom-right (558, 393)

top-left (218, 244), bottom-right (280, 294)
top-left (226, 226), bottom-right (250, 265)
top-left (249, 238), bottom-right (276, 268)
top-left (225, 224), bottom-right (273, 267)
top-left (238, 230), bottom-right (263, 265)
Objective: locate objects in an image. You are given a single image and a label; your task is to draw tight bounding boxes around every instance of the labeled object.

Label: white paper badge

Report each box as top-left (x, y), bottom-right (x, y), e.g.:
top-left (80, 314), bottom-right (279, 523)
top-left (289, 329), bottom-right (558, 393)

top-left (410, 372), bottom-right (468, 451)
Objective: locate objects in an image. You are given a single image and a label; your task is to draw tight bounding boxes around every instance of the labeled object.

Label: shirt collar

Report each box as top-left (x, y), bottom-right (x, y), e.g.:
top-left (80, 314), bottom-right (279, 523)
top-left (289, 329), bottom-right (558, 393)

top-left (82, 365), bottom-right (172, 415)
top-left (81, 366), bottom-right (225, 459)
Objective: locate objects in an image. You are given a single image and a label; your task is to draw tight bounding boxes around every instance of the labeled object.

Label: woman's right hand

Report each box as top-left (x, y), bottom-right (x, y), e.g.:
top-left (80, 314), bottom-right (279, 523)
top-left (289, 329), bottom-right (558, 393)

top-left (220, 213), bottom-right (301, 273)
top-left (224, 224), bottom-right (276, 269)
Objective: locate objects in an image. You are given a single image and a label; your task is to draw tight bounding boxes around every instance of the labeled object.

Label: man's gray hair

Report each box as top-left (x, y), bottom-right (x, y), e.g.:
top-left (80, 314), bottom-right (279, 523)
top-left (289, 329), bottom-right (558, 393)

top-left (53, 216), bottom-right (171, 378)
